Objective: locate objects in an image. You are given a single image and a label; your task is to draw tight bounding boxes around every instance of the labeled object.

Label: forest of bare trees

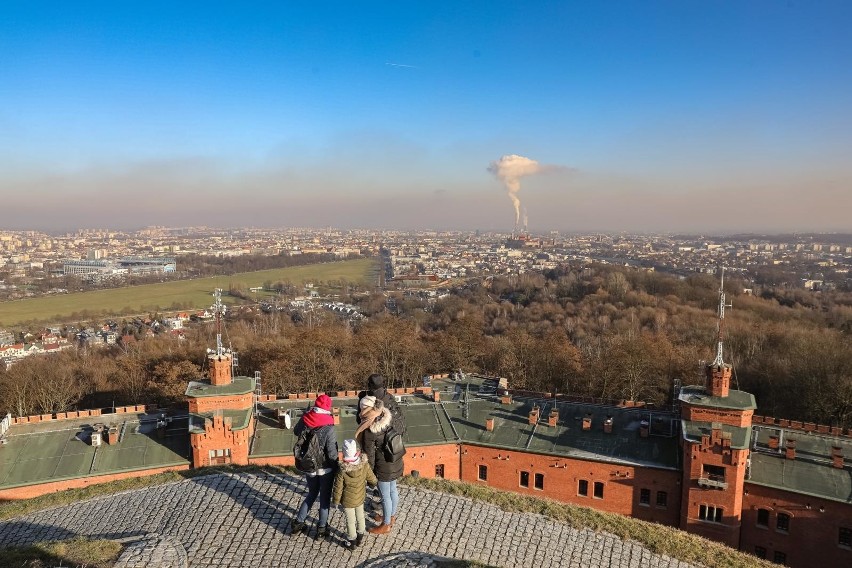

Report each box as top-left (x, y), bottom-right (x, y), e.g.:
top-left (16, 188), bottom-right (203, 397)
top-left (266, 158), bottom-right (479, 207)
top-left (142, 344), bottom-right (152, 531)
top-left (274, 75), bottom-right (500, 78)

top-left (1, 265), bottom-right (850, 428)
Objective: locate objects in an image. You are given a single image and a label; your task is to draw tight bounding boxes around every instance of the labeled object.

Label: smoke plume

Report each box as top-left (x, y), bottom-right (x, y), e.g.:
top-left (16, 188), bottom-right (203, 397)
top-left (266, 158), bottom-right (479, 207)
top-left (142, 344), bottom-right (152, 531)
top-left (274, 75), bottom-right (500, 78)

top-left (488, 154), bottom-right (549, 225)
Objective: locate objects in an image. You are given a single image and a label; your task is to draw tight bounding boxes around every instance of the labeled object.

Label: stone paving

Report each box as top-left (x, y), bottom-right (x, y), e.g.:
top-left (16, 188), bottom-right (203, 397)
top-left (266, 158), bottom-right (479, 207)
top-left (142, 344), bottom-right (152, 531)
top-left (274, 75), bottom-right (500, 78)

top-left (0, 472), bottom-right (698, 567)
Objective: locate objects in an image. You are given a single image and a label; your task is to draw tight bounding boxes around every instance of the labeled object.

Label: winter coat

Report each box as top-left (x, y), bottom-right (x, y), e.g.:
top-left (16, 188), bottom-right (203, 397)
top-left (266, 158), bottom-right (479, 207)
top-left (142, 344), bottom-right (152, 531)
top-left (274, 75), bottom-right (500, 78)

top-left (293, 416), bottom-right (339, 473)
top-left (332, 455), bottom-right (378, 508)
top-left (363, 407), bottom-right (404, 482)
top-left (357, 388), bottom-right (406, 435)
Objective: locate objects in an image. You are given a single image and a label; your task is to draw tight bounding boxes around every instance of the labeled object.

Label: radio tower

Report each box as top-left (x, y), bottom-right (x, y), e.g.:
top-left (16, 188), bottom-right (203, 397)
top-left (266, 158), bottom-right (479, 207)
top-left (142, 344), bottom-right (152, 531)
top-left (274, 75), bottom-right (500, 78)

top-left (208, 288), bottom-right (235, 386)
top-left (711, 268), bottom-right (729, 367)
top-left (213, 288), bottom-right (226, 357)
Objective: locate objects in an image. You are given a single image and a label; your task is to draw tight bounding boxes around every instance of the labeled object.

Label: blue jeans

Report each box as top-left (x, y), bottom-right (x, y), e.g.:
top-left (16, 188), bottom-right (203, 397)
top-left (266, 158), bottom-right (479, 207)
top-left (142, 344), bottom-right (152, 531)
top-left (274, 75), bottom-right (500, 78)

top-left (377, 480), bottom-right (398, 525)
top-left (296, 472), bottom-right (334, 527)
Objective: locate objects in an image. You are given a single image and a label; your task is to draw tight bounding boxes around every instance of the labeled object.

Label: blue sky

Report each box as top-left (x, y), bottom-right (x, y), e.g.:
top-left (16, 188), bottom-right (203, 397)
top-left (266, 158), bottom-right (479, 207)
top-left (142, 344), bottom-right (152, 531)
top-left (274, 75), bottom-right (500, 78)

top-left (1, 1), bottom-right (850, 232)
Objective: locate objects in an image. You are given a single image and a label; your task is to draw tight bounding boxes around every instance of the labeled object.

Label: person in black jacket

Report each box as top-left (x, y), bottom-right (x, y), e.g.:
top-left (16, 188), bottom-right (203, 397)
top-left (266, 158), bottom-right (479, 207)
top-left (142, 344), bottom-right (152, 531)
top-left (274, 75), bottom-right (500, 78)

top-left (357, 373), bottom-right (406, 435)
top-left (291, 394), bottom-right (338, 538)
top-left (356, 399), bottom-right (403, 535)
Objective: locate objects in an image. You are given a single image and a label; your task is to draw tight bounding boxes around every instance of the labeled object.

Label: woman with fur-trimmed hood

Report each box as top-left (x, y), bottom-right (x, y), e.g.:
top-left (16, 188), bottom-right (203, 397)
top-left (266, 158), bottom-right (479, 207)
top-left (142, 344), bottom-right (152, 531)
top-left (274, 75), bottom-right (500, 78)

top-left (332, 439), bottom-right (377, 550)
top-left (356, 396), bottom-right (404, 534)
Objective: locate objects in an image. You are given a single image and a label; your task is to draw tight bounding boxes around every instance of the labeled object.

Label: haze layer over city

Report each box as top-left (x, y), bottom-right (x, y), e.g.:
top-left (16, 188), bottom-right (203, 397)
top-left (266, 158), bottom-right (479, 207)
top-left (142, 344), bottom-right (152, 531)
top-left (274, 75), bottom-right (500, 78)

top-left (2, 2), bottom-right (851, 233)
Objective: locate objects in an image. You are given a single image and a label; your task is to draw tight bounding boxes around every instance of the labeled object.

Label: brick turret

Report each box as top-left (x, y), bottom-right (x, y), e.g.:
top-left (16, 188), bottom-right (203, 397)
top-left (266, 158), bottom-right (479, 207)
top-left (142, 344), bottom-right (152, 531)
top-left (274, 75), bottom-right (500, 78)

top-left (209, 353), bottom-right (233, 386)
top-left (707, 363), bottom-right (731, 398)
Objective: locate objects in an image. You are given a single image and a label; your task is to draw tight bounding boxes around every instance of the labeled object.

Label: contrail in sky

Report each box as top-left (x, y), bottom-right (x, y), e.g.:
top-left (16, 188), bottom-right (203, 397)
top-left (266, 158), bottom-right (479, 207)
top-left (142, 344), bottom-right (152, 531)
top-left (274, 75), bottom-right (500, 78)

top-left (385, 62), bottom-right (418, 69)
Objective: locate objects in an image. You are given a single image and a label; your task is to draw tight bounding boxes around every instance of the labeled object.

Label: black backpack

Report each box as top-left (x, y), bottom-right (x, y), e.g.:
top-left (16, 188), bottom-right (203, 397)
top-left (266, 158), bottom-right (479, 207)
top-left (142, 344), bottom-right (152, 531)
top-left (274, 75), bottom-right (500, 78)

top-left (294, 428), bottom-right (324, 473)
top-left (382, 426), bottom-right (406, 461)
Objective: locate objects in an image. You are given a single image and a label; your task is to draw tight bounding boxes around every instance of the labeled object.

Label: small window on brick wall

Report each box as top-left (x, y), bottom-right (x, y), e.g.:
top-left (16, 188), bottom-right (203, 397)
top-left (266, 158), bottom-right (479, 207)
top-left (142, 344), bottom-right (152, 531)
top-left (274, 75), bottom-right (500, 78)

top-left (534, 473), bottom-right (544, 490)
top-left (839, 527), bottom-right (851, 548)
top-left (773, 551), bottom-right (787, 565)
top-left (656, 491), bottom-right (668, 508)
top-left (478, 464), bottom-right (488, 481)
top-left (520, 471), bottom-right (529, 488)
top-left (757, 508), bottom-right (769, 527)
top-left (776, 512), bottom-right (790, 533)
top-left (593, 481), bottom-right (604, 499)
top-left (754, 546), bottom-right (766, 559)
top-left (699, 504), bottom-right (723, 523)
top-left (578, 479), bottom-right (588, 496)
top-left (639, 488), bottom-right (650, 506)
top-left (435, 464), bottom-right (444, 479)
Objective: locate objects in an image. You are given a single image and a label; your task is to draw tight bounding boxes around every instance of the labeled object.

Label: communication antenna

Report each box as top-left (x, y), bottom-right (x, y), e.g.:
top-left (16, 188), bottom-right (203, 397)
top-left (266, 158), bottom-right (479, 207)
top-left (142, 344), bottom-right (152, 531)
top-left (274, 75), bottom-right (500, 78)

top-left (212, 288), bottom-right (226, 357)
top-left (711, 267), bottom-right (733, 367)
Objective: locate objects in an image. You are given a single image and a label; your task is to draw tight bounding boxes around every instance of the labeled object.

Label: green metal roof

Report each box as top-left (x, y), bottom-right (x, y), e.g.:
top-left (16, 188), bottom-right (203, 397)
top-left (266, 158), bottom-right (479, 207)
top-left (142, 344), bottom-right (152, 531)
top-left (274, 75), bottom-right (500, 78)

top-left (678, 385), bottom-right (757, 410)
top-left (679, 385), bottom-right (756, 411)
top-left (185, 376), bottom-right (256, 398)
top-left (681, 420), bottom-right (751, 449)
top-left (748, 425), bottom-right (852, 503)
top-left (252, 393), bottom-right (681, 470)
top-left (189, 408), bottom-right (253, 434)
top-left (0, 415), bottom-right (190, 490)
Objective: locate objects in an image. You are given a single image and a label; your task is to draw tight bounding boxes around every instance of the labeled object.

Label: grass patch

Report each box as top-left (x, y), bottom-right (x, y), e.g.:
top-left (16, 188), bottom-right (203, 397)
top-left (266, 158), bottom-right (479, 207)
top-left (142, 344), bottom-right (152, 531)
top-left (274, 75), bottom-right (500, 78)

top-left (0, 537), bottom-right (122, 568)
top-left (402, 476), bottom-right (772, 568)
top-left (0, 258), bottom-right (378, 327)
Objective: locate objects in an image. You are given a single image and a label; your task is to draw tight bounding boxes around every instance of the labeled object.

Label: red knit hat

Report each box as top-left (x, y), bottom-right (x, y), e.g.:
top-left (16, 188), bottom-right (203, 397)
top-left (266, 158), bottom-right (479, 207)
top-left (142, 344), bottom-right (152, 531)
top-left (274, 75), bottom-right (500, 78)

top-left (314, 394), bottom-right (333, 411)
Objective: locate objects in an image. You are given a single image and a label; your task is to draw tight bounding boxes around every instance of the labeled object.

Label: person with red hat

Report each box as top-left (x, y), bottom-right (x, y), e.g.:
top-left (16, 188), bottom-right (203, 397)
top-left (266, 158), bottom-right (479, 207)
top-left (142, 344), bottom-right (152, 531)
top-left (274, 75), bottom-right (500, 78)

top-left (291, 394), bottom-right (338, 538)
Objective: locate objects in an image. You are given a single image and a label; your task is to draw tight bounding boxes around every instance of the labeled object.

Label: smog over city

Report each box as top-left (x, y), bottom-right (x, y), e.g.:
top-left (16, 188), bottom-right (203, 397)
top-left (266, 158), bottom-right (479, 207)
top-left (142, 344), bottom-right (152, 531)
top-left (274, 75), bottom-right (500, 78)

top-left (4, 6), bottom-right (852, 568)
top-left (1, 3), bottom-right (851, 234)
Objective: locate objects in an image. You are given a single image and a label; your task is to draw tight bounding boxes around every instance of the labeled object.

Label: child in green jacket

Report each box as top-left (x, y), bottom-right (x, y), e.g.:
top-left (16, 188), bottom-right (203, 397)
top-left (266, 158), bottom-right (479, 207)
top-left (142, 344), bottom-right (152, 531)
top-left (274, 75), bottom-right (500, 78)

top-left (332, 438), bottom-right (378, 550)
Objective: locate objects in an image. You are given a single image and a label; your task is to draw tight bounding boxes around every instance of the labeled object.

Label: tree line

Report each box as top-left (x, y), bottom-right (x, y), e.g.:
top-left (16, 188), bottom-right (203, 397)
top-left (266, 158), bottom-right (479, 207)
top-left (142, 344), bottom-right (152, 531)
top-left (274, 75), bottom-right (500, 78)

top-left (1, 264), bottom-right (849, 428)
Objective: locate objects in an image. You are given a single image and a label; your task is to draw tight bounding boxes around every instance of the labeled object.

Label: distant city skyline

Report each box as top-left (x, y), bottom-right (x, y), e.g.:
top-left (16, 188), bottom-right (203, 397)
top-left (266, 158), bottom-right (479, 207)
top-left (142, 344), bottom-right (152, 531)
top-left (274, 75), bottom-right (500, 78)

top-left (1, 2), bottom-right (851, 232)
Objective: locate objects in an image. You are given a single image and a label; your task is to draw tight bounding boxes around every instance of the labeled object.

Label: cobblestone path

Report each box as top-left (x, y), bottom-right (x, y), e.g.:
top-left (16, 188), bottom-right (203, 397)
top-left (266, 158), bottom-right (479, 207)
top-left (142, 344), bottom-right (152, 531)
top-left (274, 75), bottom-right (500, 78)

top-left (0, 472), bottom-right (697, 567)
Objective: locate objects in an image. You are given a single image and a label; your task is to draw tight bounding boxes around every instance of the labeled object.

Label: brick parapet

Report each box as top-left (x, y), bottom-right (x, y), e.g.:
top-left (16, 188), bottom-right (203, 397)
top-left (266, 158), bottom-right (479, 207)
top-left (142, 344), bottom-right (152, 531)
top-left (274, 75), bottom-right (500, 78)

top-left (12, 406), bottom-right (153, 425)
top-left (752, 415), bottom-right (851, 437)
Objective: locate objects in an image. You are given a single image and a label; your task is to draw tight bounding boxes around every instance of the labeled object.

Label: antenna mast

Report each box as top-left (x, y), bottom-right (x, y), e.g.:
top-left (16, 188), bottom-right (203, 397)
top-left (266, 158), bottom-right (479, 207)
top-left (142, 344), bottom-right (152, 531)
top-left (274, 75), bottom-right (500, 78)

top-left (213, 288), bottom-right (225, 357)
top-left (711, 268), bottom-right (731, 367)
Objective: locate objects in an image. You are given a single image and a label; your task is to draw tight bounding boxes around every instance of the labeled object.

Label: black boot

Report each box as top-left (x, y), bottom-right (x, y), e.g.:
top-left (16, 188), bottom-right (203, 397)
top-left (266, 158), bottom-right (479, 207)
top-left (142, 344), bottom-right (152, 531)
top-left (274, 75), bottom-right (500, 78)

top-left (316, 525), bottom-right (330, 539)
top-left (291, 520), bottom-right (306, 535)
top-left (355, 533), bottom-right (365, 547)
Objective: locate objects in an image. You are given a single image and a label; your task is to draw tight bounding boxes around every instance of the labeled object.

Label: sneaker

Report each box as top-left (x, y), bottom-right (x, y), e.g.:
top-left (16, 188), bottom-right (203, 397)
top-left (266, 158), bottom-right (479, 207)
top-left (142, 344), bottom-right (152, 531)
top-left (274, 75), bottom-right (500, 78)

top-left (316, 525), bottom-right (330, 539)
top-left (342, 539), bottom-right (355, 551)
top-left (291, 520), bottom-right (306, 535)
top-left (355, 533), bottom-right (365, 547)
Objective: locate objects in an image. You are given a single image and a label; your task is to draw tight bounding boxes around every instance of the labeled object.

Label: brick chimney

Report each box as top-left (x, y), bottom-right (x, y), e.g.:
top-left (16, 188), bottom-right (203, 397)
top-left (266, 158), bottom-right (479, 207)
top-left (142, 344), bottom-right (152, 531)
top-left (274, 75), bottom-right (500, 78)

top-left (582, 413), bottom-right (592, 431)
top-left (528, 406), bottom-right (540, 425)
top-left (209, 353), bottom-right (233, 386)
top-left (433, 390), bottom-right (441, 402)
top-left (768, 435), bottom-right (779, 450)
top-left (832, 446), bottom-right (844, 469)
top-left (485, 417), bottom-right (495, 432)
top-left (548, 409), bottom-right (559, 427)
top-left (706, 364), bottom-right (731, 398)
top-left (785, 439), bottom-right (796, 460)
top-left (603, 416), bottom-right (613, 434)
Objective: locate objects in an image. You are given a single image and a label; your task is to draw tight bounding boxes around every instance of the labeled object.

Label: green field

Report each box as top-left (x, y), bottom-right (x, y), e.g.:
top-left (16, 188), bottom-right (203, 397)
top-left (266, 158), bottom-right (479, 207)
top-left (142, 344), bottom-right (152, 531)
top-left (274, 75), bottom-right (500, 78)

top-left (0, 258), bottom-right (378, 328)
